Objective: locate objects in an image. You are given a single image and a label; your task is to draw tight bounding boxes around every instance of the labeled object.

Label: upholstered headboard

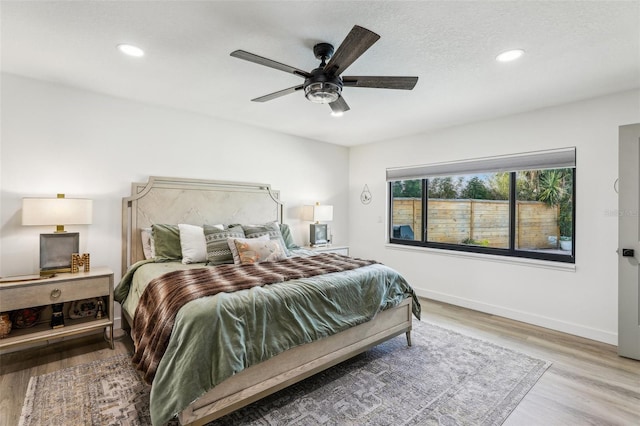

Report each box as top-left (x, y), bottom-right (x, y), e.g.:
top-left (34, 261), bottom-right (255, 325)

top-left (121, 176), bottom-right (283, 275)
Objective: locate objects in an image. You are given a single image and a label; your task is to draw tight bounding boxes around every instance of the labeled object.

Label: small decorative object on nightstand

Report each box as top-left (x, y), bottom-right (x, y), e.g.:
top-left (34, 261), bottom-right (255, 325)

top-left (71, 253), bottom-right (90, 273)
top-left (69, 298), bottom-right (99, 318)
top-left (50, 303), bottom-right (65, 328)
top-left (95, 299), bottom-right (104, 319)
top-left (10, 307), bottom-right (42, 329)
top-left (0, 313), bottom-right (11, 338)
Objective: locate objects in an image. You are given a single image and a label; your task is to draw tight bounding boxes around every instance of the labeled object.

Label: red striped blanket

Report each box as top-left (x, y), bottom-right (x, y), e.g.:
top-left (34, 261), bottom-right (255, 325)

top-left (132, 253), bottom-right (377, 384)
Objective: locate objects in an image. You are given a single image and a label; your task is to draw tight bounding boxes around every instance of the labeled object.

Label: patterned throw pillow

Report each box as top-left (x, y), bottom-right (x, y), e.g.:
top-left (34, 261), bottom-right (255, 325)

top-left (204, 225), bottom-right (245, 265)
top-left (227, 235), bottom-right (270, 265)
top-left (241, 222), bottom-right (290, 256)
top-left (233, 238), bottom-right (287, 264)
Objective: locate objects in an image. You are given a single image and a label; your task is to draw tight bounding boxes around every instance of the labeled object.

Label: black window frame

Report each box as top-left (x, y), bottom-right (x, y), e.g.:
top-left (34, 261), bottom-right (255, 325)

top-left (388, 169), bottom-right (576, 264)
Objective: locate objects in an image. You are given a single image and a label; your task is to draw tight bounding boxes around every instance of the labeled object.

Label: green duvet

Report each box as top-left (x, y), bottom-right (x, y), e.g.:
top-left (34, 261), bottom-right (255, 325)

top-left (115, 255), bottom-right (420, 425)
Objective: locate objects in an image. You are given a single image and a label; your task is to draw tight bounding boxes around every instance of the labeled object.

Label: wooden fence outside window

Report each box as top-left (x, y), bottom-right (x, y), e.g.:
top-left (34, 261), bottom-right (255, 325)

top-left (392, 198), bottom-right (560, 249)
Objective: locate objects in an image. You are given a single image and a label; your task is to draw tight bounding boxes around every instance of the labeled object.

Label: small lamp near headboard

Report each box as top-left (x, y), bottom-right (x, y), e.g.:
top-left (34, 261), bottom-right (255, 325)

top-left (22, 194), bottom-right (92, 275)
top-left (302, 202), bottom-right (333, 247)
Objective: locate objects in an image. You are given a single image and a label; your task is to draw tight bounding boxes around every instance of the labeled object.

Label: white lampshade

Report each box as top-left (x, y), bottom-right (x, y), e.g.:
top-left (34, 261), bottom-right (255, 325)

top-left (313, 205), bottom-right (333, 222)
top-left (303, 203), bottom-right (333, 223)
top-left (22, 195), bottom-right (92, 232)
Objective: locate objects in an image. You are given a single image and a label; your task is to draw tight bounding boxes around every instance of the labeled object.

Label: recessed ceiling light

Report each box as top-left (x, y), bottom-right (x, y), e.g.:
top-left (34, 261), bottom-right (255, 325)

top-left (496, 49), bottom-right (524, 63)
top-left (330, 111), bottom-right (344, 118)
top-left (117, 44), bottom-right (144, 57)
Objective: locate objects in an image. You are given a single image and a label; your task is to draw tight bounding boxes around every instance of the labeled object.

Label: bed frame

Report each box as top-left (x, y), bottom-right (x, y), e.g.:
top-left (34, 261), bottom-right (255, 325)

top-left (121, 176), bottom-right (413, 426)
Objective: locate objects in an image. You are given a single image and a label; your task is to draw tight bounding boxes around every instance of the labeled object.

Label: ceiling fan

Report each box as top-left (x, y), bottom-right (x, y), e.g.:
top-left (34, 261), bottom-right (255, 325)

top-left (230, 25), bottom-right (418, 114)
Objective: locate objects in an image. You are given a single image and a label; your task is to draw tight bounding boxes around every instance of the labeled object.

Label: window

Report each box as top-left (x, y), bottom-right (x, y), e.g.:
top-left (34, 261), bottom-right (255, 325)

top-left (388, 149), bottom-right (575, 263)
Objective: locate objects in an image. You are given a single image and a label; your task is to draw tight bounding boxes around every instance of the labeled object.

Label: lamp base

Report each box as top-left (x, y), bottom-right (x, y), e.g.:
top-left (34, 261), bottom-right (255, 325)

top-left (39, 232), bottom-right (79, 276)
top-left (309, 223), bottom-right (328, 247)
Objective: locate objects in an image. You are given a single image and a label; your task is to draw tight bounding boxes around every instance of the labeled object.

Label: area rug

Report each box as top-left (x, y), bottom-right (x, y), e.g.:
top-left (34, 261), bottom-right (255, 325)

top-left (19, 320), bottom-right (550, 426)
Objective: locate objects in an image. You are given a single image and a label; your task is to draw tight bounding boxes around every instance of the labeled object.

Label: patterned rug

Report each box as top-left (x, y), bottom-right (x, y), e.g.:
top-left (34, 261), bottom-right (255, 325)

top-left (19, 320), bottom-right (550, 426)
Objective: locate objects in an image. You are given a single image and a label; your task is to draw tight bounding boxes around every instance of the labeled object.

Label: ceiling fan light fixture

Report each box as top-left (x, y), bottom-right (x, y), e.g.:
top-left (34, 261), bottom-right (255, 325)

top-left (304, 82), bottom-right (341, 104)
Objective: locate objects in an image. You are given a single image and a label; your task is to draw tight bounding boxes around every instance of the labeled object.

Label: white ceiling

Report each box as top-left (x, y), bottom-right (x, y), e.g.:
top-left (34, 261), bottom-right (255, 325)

top-left (2, 1), bottom-right (639, 146)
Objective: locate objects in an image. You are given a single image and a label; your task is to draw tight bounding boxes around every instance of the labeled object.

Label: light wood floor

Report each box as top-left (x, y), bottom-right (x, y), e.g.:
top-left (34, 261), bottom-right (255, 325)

top-left (1, 298), bottom-right (638, 425)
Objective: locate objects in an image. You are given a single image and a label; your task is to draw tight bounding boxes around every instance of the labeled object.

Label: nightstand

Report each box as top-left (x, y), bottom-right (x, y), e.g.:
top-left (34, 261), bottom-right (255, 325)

top-left (0, 267), bottom-right (114, 351)
top-left (304, 245), bottom-right (350, 256)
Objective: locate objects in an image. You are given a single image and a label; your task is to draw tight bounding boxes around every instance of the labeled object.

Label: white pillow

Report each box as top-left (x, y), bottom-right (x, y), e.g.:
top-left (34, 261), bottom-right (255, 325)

top-left (227, 235), bottom-right (269, 265)
top-left (178, 224), bottom-right (214, 264)
top-left (141, 228), bottom-right (155, 259)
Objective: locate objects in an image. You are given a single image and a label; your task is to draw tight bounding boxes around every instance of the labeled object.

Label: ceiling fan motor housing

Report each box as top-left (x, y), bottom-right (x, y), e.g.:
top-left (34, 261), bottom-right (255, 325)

top-left (313, 43), bottom-right (335, 61)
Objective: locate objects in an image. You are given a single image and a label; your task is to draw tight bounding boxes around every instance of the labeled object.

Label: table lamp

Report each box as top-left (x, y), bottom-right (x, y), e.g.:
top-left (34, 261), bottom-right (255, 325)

top-left (22, 194), bottom-right (92, 275)
top-left (303, 202), bottom-right (333, 247)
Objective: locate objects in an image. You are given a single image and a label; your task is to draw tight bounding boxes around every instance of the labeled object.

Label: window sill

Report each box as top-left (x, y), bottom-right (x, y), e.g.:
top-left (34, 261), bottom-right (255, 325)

top-left (385, 243), bottom-right (576, 272)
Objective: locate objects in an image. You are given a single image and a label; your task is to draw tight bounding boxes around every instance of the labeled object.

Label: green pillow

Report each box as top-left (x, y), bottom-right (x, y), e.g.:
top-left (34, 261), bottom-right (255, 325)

top-left (151, 224), bottom-right (182, 261)
top-left (242, 222), bottom-right (290, 256)
top-left (204, 224), bottom-right (245, 265)
top-left (278, 223), bottom-right (299, 250)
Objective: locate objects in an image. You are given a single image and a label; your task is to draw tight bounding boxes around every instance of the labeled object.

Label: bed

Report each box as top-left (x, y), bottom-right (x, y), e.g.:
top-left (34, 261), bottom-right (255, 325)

top-left (115, 176), bottom-right (420, 426)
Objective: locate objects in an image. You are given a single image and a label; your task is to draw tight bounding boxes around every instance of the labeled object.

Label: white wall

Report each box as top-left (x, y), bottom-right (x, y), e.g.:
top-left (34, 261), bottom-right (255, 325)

top-left (3, 74), bottom-right (638, 345)
top-left (0, 74), bottom-right (349, 281)
top-left (349, 90), bottom-right (640, 345)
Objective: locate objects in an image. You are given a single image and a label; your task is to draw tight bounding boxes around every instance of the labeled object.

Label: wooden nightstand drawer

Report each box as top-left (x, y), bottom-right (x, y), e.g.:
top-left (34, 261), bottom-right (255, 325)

top-left (0, 277), bottom-right (108, 311)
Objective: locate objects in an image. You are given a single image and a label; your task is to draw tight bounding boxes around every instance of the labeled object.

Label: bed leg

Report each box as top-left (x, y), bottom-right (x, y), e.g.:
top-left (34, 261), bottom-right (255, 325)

top-left (406, 331), bottom-right (412, 347)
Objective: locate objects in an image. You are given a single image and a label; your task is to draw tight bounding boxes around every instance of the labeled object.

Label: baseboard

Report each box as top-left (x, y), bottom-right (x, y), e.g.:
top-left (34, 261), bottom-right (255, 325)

top-left (415, 288), bottom-right (618, 346)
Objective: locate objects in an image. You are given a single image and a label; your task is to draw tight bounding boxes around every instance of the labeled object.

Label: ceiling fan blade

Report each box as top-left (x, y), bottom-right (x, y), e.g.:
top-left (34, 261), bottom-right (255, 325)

top-left (231, 50), bottom-right (311, 78)
top-left (251, 85), bottom-right (304, 102)
top-left (324, 25), bottom-right (380, 76)
top-left (342, 76), bottom-right (419, 90)
top-left (329, 96), bottom-right (350, 114)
